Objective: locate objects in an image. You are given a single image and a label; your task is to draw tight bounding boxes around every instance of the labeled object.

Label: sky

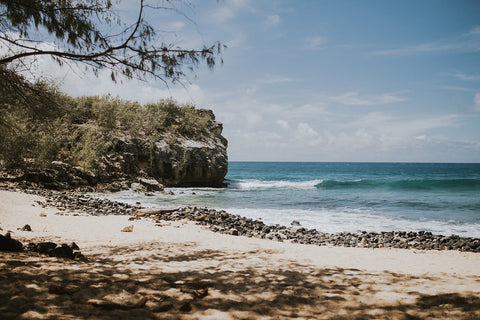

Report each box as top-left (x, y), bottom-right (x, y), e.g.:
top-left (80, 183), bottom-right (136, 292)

top-left (28, 0), bottom-right (480, 162)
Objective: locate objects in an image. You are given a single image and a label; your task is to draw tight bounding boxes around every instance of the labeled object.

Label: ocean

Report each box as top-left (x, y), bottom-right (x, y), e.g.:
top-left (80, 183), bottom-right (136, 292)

top-left (104, 162), bottom-right (480, 238)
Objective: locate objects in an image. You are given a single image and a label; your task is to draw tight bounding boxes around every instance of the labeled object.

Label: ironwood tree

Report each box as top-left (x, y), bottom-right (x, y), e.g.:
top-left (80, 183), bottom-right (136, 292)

top-left (0, 0), bottom-right (223, 83)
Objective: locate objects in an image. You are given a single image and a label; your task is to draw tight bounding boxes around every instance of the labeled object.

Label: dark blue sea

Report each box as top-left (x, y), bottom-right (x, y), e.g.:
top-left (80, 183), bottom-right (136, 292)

top-left (105, 162), bottom-right (480, 237)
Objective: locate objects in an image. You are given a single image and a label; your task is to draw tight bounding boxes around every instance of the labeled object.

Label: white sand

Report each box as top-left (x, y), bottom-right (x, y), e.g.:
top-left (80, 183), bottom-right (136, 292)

top-left (1, 190), bottom-right (479, 319)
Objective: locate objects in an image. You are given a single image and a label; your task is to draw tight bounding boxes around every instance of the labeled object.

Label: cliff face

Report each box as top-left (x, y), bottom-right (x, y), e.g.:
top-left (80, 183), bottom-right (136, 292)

top-left (0, 99), bottom-right (229, 190)
top-left (107, 109), bottom-right (228, 187)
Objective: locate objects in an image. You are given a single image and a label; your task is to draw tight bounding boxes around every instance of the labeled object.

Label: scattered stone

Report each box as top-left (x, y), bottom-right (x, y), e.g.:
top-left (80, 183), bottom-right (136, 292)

top-left (121, 225), bottom-right (134, 232)
top-left (228, 228), bottom-right (239, 236)
top-left (0, 232), bottom-right (23, 252)
top-left (291, 220), bottom-right (301, 226)
top-left (26, 241), bottom-right (86, 261)
top-left (49, 244), bottom-right (74, 259)
top-left (3, 186), bottom-right (479, 253)
top-left (70, 242), bottom-right (80, 250)
top-left (131, 206), bottom-right (480, 253)
top-left (19, 224), bottom-right (32, 231)
top-left (39, 213), bottom-right (47, 217)
top-left (32, 242), bottom-right (57, 254)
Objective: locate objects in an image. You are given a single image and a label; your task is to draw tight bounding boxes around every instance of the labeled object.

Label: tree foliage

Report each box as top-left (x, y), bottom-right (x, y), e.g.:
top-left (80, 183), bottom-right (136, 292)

top-left (0, 0), bottom-right (223, 83)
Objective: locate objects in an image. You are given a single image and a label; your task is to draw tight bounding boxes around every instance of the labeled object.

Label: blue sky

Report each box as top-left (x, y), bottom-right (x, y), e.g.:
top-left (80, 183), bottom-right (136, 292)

top-left (38, 0), bottom-right (480, 162)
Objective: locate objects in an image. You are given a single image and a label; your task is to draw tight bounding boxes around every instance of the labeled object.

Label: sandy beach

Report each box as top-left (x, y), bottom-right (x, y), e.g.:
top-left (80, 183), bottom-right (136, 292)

top-left (1, 190), bottom-right (479, 319)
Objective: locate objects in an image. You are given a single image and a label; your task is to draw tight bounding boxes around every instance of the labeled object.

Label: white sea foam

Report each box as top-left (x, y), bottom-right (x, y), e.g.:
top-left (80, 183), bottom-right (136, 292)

top-left (230, 179), bottom-right (323, 190)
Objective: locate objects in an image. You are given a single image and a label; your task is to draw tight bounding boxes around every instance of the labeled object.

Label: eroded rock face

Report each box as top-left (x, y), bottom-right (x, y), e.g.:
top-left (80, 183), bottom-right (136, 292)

top-left (0, 108), bottom-right (228, 189)
top-left (105, 109), bottom-right (228, 187)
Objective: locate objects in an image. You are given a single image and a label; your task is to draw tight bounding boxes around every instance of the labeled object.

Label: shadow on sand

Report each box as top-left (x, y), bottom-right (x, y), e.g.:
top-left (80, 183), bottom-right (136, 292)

top-left (1, 242), bottom-right (479, 319)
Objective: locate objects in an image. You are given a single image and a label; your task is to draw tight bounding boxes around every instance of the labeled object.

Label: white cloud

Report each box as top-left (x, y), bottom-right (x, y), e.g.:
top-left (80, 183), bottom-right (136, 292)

top-left (208, 0), bottom-right (251, 23)
top-left (294, 123), bottom-right (322, 146)
top-left (276, 120), bottom-right (290, 130)
top-left (265, 14), bottom-right (280, 27)
top-left (450, 72), bottom-right (480, 82)
top-left (258, 73), bottom-right (296, 84)
top-left (306, 36), bottom-right (327, 50)
top-left (328, 92), bottom-right (406, 106)
top-left (245, 111), bottom-right (262, 125)
top-left (164, 21), bottom-right (186, 32)
top-left (474, 92), bottom-right (480, 111)
top-left (373, 25), bottom-right (480, 56)
top-left (225, 32), bottom-right (247, 49)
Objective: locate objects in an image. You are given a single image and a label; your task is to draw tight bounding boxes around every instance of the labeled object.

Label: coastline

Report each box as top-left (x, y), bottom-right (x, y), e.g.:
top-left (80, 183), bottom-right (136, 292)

top-left (1, 189), bottom-right (480, 319)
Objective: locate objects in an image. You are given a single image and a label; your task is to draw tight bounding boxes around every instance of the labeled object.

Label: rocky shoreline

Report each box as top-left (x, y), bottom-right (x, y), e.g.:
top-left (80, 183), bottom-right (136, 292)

top-left (2, 184), bottom-right (479, 253)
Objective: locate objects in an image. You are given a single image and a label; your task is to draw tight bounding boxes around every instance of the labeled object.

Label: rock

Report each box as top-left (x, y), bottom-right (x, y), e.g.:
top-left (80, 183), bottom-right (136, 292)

top-left (138, 177), bottom-right (164, 192)
top-left (34, 242), bottom-right (57, 254)
top-left (290, 220), bottom-right (301, 226)
top-left (49, 244), bottom-right (74, 259)
top-left (228, 228), bottom-right (239, 236)
top-left (131, 182), bottom-right (146, 192)
top-left (19, 224), bottom-right (32, 231)
top-left (39, 213), bottom-right (47, 217)
top-left (121, 225), bottom-right (134, 232)
top-left (0, 232), bottom-right (23, 252)
top-left (73, 251), bottom-right (88, 261)
top-left (70, 242), bottom-right (80, 250)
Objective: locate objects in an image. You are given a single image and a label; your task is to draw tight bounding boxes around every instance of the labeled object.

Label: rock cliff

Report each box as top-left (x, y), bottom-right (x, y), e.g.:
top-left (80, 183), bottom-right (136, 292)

top-left (101, 109), bottom-right (228, 188)
top-left (0, 98), bottom-right (228, 190)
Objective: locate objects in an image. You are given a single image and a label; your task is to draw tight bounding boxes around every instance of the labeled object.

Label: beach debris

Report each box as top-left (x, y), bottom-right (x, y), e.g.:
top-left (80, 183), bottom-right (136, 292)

top-left (121, 225), bottom-right (134, 232)
top-left (88, 290), bottom-right (147, 310)
top-left (0, 232), bottom-right (23, 252)
top-left (39, 212), bottom-right (47, 217)
top-left (19, 224), bottom-right (32, 231)
top-left (291, 220), bottom-right (301, 226)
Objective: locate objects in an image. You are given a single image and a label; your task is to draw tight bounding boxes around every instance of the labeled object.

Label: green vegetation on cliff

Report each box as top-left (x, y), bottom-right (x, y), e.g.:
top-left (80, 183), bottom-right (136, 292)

top-left (0, 75), bottom-right (216, 174)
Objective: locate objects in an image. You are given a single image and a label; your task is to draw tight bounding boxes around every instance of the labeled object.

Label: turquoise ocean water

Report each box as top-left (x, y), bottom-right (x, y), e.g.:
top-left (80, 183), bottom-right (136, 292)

top-left (105, 162), bottom-right (480, 237)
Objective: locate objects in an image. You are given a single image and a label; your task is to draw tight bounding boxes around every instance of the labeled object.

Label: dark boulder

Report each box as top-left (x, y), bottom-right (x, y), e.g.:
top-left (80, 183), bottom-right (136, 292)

top-left (0, 232), bottom-right (23, 252)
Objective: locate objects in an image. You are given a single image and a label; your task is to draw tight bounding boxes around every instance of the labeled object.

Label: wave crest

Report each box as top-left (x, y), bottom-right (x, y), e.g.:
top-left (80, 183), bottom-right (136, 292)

top-left (315, 178), bottom-right (480, 191)
top-left (230, 179), bottom-right (323, 190)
